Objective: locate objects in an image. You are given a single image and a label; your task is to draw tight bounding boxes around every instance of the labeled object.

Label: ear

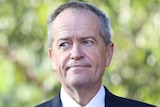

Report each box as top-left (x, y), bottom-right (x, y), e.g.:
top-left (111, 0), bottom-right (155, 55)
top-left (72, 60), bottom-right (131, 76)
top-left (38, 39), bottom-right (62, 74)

top-left (48, 48), bottom-right (57, 71)
top-left (105, 42), bottom-right (114, 67)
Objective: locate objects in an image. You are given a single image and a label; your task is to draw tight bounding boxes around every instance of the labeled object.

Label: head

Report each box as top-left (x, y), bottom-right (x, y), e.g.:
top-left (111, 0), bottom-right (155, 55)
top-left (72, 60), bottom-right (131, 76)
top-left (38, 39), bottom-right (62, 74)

top-left (47, 1), bottom-right (112, 49)
top-left (48, 1), bottom-right (114, 90)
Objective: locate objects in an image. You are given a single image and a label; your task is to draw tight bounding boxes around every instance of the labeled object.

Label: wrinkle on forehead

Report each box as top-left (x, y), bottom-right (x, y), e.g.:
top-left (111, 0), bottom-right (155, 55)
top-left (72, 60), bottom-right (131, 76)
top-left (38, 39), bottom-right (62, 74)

top-left (51, 8), bottom-right (100, 33)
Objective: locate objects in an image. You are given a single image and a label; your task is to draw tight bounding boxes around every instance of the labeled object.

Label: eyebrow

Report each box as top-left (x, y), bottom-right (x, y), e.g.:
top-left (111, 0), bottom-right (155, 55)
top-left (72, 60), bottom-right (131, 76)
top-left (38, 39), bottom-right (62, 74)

top-left (57, 37), bottom-right (70, 43)
top-left (57, 36), bottom-right (97, 43)
top-left (81, 36), bottom-right (97, 42)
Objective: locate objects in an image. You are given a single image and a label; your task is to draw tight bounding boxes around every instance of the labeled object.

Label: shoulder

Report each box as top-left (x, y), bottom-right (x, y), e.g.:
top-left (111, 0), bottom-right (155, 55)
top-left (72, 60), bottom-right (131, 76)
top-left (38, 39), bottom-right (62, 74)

top-left (104, 87), bottom-right (156, 107)
top-left (35, 93), bottom-right (61, 107)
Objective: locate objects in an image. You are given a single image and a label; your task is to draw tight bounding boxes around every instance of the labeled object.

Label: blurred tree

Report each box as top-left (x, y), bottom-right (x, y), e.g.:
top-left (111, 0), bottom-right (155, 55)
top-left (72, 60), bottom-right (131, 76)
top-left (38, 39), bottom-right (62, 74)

top-left (0, 0), bottom-right (159, 107)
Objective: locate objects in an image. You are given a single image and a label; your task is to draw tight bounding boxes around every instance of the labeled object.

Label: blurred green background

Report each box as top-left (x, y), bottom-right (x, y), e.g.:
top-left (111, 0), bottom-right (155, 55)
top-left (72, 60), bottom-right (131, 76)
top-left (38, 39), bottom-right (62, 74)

top-left (0, 0), bottom-right (159, 107)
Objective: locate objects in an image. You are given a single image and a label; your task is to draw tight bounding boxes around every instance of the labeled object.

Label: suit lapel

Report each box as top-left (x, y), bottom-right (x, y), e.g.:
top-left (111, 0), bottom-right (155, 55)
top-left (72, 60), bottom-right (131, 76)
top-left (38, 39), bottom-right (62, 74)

top-left (104, 86), bottom-right (114, 107)
top-left (104, 86), bottom-right (108, 107)
top-left (51, 92), bottom-right (62, 107)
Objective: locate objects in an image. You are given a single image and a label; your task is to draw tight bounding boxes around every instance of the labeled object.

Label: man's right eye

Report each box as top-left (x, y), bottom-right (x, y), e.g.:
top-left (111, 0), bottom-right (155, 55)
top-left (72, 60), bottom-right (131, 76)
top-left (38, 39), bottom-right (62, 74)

top-left (59, 42), bottom-right (69, 49)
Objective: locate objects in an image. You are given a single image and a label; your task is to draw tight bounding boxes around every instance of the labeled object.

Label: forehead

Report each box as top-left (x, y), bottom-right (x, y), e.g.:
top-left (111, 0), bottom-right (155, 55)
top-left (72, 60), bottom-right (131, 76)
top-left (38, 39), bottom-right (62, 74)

top-left (51, 8), bottom-right (100, 31)
top-left (55, 7), bottom-right (99, 20)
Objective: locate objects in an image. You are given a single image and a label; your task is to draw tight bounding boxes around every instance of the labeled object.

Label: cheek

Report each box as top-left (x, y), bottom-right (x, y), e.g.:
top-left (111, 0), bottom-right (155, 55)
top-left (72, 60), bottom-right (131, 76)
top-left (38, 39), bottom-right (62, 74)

top-left (55, 52), bottom-right (69, 71)
top-left (91, 50), bottom-right (107, 67)
top-left (54, 55), bottom-right (67, 80)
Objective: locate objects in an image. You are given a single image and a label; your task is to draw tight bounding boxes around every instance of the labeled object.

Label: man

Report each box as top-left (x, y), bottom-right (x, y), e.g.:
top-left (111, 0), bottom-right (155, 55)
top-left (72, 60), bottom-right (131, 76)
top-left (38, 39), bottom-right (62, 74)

top-left (36, 1), bottom-right (156, 107)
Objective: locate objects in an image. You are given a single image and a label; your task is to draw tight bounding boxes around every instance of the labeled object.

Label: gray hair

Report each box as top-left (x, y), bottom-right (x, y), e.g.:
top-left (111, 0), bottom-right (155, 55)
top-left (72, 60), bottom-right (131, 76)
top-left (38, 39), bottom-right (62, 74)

top-left (47, 1), bottom-right (112, 49)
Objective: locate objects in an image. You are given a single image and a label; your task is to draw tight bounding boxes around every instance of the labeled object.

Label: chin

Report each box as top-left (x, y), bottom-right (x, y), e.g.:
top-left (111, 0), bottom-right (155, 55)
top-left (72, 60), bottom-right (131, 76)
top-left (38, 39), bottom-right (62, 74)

top-left (69, 80), bottom-right (91, 88)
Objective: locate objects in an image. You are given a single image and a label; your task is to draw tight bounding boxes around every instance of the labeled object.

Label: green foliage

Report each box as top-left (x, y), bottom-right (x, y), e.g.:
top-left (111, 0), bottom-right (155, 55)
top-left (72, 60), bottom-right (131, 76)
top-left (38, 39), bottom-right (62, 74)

top-left (0, 0), bottom-right (159, 106)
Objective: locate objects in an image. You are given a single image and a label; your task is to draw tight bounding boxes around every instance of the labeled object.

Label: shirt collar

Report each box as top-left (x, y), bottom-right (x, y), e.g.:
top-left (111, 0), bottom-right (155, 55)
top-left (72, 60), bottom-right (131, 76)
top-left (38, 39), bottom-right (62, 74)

top-left (60, 85), bottom-right (105, 107)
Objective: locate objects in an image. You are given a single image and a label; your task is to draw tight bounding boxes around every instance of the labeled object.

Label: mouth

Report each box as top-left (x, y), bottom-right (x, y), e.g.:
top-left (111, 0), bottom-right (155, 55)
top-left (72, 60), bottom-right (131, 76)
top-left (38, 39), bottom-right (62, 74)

top-left (66, 64), bottom-right (90, 71)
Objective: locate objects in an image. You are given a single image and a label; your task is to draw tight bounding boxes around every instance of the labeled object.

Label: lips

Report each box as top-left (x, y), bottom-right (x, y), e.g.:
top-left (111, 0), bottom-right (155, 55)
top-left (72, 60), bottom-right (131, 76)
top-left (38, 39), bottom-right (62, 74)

top-left (65, 62), bottom-right (90, 71)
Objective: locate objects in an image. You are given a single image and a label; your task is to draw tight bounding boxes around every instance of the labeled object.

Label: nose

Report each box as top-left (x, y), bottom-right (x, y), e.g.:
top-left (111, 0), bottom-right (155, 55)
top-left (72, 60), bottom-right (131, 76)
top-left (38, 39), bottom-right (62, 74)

top-left (70, 44), bottom-right (83, 60)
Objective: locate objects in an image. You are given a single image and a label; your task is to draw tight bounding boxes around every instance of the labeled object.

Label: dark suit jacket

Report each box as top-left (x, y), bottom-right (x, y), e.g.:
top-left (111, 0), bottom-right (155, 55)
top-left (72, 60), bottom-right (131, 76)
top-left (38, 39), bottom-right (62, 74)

top-left (35, 87), bottom-right (156, 107)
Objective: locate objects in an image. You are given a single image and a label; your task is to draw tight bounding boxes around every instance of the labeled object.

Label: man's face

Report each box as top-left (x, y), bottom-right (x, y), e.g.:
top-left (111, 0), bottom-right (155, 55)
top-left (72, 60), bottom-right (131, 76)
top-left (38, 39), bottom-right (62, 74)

top-left (49, 8), bottom-right (113, 89)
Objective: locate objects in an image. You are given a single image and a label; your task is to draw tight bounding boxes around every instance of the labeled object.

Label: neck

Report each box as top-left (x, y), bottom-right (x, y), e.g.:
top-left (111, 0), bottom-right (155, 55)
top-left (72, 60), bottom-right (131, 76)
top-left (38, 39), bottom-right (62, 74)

top-left (62, 83), bottom-right (102, 106)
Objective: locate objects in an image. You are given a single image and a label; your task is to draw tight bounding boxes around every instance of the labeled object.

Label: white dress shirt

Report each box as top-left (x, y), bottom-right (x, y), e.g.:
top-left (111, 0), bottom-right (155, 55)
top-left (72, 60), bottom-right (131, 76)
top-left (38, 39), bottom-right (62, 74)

top-left (60, 85), bottom-right (105, 107)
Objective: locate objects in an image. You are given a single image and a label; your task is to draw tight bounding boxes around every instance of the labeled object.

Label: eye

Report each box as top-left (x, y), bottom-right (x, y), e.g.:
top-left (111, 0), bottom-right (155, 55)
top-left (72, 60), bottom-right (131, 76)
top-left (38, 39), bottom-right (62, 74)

top-left (83, 40), bottom-right (94, 46)
top-left (59, 42), bottom-right (70, 49)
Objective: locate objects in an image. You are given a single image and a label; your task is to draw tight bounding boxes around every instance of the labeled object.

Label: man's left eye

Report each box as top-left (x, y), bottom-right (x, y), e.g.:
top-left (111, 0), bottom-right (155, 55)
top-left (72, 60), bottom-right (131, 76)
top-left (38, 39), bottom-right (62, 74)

top-left (83, 40), bottom-right (94, 46)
